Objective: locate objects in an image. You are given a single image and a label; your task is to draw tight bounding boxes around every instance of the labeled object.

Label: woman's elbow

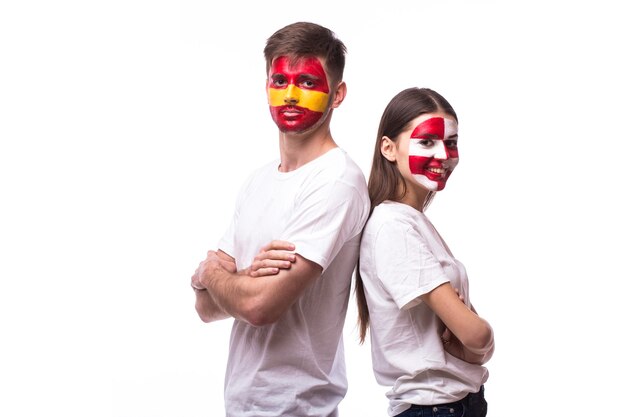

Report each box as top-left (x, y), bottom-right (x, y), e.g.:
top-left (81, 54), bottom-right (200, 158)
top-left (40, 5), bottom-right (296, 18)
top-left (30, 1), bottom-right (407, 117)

top-left (464, 320), bottom-right (494, 353)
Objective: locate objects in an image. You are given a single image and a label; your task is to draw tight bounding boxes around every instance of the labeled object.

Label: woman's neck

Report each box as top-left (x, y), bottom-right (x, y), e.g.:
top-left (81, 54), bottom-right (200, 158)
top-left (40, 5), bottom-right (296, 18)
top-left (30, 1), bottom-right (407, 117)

top-left (398, 182), bottom-right (430, 212)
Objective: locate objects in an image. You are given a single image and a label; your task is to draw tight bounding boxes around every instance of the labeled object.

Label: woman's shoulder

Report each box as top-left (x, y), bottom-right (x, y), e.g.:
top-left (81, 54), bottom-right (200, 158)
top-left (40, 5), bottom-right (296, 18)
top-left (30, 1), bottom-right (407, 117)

top-left (366, 201), bottom-right (435, 240)
top-left (371, 201), bottom-right (423, 221)
top-left (366, 201), bottom-right (416, 232)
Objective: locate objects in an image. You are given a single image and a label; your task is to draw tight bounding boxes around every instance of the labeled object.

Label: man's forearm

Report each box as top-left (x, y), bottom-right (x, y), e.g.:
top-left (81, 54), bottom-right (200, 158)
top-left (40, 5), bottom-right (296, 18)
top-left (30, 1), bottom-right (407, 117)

top-left (199, 250), bottom-right (321, 327)
top-left (194, 287), bottom-right (230, 323)
top-left (200, 262), bottom-right (267, 325)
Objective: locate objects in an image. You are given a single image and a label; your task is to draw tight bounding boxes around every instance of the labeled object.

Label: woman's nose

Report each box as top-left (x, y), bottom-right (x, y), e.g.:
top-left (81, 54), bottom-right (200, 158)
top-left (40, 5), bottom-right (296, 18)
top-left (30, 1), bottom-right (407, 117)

top-left (432, 140), bottom-right (448, 159)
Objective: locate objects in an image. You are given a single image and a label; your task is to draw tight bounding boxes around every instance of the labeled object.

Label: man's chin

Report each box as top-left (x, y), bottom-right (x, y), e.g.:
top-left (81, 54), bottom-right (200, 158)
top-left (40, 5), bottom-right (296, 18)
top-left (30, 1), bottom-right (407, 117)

top-left (276, 121), bottom-right (317, 134)
top-left (272, 110), bottom-right (324, 134)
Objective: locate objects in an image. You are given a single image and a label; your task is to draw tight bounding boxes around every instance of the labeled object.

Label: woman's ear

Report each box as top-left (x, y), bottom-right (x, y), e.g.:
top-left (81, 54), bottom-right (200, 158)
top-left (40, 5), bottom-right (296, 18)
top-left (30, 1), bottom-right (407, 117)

top-left (380, 136), bottom-right (397, 162)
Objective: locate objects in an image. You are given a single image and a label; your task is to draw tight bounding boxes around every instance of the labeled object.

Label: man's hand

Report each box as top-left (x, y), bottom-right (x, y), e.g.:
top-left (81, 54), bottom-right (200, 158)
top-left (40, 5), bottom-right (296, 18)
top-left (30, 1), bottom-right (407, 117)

top-left (191, 250), bottom-right (236, 322)
top-left (246, 240), bottom-right (296, 277)
top-left (192, 250), bottom-right (237, 290)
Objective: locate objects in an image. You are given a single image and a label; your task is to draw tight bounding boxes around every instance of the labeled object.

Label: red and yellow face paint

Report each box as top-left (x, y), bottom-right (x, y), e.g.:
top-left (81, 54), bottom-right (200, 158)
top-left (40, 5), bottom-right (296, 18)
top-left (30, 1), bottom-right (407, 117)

top-left (408, 116), bottom-right (459, 191)
top-left (267, 56), bottom-right (330, 132)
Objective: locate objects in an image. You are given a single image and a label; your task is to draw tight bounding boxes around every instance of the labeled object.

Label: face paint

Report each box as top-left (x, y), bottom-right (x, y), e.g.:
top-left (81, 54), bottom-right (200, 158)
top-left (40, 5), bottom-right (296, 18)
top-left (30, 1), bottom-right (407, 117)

top-left (267, 56), bottom-right (331, 132)
top-left (408, 117), bottom-right (459, 191)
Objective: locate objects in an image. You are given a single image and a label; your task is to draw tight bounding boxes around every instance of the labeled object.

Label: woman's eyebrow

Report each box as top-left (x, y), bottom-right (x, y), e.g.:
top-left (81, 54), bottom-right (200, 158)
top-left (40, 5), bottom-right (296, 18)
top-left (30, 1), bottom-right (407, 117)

top-left (412, 133), bottom-right (441, 139)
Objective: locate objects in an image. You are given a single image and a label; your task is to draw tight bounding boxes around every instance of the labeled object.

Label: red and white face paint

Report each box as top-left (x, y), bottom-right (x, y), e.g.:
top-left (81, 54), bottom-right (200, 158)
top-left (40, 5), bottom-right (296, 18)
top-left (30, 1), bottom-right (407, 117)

top-left (267, 56), bottom-right (331, 133)
top-left (408, 116), bottom-right (459, 191)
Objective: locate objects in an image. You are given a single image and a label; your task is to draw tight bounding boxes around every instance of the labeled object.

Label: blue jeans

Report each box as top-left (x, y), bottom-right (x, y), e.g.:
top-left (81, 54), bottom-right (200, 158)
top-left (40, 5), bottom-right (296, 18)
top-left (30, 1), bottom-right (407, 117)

top-left (395, 386), bottom-right (487, 417)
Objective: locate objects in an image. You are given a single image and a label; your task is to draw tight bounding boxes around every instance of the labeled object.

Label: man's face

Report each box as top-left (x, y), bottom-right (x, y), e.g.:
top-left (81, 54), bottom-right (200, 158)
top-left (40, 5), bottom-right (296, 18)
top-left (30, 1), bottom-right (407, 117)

top-left (267, 56), bottom-right (330, 133)
top-left (407, 116), bottom-right (459, 191)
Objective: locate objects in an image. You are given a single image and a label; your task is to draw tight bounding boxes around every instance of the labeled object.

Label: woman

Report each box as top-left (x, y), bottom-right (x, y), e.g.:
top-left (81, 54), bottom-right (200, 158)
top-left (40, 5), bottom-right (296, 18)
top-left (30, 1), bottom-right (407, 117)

top-left (355, 87), bottom-right (495, 417)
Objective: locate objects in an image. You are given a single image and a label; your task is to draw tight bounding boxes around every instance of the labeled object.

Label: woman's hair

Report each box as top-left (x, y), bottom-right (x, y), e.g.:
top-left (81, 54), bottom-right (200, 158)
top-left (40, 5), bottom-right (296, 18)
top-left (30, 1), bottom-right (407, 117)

top-left (355, 87), bottom-right (458, 344)
top-left (263, 22), bottom-right (347, 86)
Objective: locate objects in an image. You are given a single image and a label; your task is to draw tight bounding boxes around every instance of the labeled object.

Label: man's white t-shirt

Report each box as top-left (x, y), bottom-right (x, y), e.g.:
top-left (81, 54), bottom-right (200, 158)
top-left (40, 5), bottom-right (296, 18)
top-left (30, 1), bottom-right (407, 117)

top-left (359, 201), bottom-right (488, 416)
top-left (218, 148), bottom-right (369, 417)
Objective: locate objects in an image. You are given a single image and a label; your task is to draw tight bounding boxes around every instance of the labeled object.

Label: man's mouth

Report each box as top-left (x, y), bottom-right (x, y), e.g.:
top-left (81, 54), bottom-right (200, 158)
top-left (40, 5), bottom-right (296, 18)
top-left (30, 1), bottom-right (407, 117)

top-left (279, 106), bottom-right (304, 119)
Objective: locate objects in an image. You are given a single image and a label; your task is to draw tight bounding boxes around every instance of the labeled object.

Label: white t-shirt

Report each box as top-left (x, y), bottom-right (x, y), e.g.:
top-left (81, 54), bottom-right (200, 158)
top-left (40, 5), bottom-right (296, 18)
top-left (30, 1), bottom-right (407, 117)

top-left (218, 148), bottom-right (369, 417)
top-left (359, 201), bottom-right (488, 416)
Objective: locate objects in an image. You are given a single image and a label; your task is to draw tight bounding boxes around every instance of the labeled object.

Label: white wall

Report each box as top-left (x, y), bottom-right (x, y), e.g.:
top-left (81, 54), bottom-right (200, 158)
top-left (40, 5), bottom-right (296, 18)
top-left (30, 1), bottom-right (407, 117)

top-left (1, 1), bottom-right (624, 415)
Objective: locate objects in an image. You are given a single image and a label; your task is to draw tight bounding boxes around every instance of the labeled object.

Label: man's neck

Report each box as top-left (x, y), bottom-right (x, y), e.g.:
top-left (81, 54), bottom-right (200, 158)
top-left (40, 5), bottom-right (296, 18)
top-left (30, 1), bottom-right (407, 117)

top-left (277, 125), bottom-right (337, 172)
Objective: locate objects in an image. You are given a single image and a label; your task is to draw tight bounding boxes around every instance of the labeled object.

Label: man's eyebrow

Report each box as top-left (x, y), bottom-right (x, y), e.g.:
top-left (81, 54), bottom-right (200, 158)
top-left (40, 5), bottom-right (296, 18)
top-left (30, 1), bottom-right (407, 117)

top-left (297, 73), bottom-right (320, 80)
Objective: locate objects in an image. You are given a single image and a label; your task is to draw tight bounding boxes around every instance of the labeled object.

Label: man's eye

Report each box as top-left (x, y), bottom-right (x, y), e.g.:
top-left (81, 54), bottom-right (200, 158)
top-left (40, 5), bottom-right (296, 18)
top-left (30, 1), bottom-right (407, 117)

top-left (271, 78), bottom-right (287, 87)
top-left (445, 140), bottom-right (458, 149)
top-left (300, 80), bottom-right (315, 88)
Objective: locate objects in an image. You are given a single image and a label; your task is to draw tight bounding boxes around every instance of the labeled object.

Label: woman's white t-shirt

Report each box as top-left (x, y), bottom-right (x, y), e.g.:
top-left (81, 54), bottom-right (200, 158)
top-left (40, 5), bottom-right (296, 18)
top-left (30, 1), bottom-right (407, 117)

top-left (359, 201), bottom-right (488, 416)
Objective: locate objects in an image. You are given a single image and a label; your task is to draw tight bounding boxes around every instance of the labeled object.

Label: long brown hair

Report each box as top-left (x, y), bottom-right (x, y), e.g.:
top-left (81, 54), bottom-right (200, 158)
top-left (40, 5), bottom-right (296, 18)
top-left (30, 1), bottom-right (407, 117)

top-left (355, 87), bottom-right (458, 344)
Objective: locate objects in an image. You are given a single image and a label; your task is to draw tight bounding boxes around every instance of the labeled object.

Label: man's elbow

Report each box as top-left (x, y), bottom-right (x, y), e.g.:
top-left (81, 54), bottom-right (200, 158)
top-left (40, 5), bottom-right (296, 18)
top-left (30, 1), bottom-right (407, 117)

top-left (240, 296), bottom-right (285, 327)
top-left (195, 305), bottom-right (215, 323)
top-left (245, 313), bottom-right (277, 327)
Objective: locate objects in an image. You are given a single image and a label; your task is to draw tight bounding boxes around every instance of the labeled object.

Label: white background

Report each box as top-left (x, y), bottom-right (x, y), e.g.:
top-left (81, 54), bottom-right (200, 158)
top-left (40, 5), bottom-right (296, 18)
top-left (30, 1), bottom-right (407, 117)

top-left (1, 1), bottom-right (624, 416)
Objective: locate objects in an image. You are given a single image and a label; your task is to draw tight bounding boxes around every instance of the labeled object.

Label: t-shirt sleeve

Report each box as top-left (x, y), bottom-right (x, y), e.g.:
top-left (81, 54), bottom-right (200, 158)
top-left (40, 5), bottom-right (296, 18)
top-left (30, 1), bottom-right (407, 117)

top-left (280, 179), bottom-right (368, 271)
top-left (217, 213), bottom-right (236, 260)
top-left (373, 220), bottom-right (449, 310)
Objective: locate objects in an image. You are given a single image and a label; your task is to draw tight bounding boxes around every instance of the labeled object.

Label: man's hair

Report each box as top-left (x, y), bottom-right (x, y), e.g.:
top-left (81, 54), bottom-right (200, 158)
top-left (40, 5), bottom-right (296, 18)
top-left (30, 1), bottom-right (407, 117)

top-left (264, 22), bottom-right (346, 85)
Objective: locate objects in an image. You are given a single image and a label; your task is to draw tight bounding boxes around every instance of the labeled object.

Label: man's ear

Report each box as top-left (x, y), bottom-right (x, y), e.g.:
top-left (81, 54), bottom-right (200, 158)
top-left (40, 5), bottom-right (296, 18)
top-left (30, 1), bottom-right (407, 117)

top-left (380, 136), bottom-right (397, 162)
top-left (330, 81), bottom-right (347, 108)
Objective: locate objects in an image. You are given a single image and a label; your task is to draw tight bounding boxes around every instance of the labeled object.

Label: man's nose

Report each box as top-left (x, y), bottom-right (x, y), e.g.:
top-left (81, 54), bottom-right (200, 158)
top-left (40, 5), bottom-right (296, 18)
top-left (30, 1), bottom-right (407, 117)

top-left (284, 84), bottom-right (300, 104)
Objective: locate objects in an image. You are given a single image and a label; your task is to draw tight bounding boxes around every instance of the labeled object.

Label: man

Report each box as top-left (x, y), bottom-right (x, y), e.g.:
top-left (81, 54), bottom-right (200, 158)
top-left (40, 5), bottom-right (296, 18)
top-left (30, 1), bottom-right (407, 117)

top-left (191, 22), bottom-right (369, 416)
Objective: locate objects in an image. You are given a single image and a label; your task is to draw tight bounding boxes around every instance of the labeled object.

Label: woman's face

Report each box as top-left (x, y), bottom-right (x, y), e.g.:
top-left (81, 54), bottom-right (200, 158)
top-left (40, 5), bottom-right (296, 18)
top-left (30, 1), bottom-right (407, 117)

top-left (390, 112), bottom-right (459, 192)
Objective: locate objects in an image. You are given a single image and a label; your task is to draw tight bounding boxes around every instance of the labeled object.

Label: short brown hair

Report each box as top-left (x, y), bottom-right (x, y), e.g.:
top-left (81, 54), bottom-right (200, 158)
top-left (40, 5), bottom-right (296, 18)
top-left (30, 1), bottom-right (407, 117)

top-left (264, 22), bottom-right (346, 86)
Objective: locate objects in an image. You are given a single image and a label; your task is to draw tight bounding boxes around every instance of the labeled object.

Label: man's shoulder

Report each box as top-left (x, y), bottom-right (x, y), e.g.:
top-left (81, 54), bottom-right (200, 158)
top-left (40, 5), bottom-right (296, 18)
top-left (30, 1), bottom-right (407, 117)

top-left (314, 148), bottom-right (367, 186)
top-left (240, 158), bottom-right (280, 183)
top-left (253, 158), bottom-right (281, 175)
top-left (226, 160), bottom-right (279, 204)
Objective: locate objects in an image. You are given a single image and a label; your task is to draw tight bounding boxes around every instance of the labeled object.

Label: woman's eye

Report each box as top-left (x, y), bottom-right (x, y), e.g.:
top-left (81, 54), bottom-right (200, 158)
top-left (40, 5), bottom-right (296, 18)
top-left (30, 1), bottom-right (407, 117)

top-left (418, 139), bottom-right (433, 147)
